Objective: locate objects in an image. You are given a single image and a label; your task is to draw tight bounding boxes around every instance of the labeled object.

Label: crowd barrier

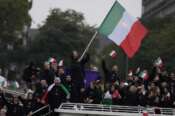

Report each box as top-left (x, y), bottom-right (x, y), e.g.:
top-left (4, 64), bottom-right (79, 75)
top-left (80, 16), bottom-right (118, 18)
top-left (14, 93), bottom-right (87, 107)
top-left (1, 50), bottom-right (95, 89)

top-left (55, 103), bottom-right (175, 116)
top-left (31, 105), bottom-right (50, 116)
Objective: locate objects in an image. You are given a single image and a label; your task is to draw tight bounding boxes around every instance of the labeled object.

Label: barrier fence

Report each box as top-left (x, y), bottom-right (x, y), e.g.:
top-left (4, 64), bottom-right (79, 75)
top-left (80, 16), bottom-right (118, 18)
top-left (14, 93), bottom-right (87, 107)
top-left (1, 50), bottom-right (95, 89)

top-left (55, 103), bottom-right (175, 116)
top-left (31, 105), bottom-right (51, 116)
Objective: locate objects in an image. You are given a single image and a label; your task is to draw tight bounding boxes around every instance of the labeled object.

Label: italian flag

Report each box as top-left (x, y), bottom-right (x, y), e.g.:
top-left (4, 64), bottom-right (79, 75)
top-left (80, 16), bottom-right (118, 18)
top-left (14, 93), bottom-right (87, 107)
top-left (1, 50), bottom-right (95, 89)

top-left (154, 57), bottom-right (163, 68)
top-left (139, 70), bottom-right (149, 80)
top-left (41, 83), bottom-right (70, 102)
top-left (109, 50), bottom-right (117, 59)
top-left (99, 1), bottom-right (148, 58)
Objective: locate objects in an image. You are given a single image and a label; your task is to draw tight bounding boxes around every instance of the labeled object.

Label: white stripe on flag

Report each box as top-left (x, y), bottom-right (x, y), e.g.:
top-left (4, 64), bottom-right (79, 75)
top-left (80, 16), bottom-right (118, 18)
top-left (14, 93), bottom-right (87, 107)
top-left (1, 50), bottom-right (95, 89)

top-left (108, 11), bottom-right (137, 45)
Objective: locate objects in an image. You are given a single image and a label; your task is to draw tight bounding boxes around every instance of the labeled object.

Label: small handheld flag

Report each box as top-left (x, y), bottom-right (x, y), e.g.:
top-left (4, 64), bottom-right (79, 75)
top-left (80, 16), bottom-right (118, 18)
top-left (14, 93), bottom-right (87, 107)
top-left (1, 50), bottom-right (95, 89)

top-left (139, 70), bottom-right (149, 80)
top-left (58, 60), bottom-right (64, 67)
top-left (109, 50), bottom-right (117, 59)
top-left (48, 57), bottom-right (57, 64)
top-left (154, 57), bottom-right (163, 67)
top-left (128, 69), bottom-right (133, 76)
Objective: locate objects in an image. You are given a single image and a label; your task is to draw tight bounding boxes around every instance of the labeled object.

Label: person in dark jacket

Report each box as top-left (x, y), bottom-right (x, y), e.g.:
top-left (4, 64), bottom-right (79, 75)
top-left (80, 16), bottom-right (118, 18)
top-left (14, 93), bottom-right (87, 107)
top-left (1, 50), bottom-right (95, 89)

top-left (0, 91), bottom-right (24, 116)
top-left (137, 85), bottom-right (147, 106)
top-left (40, 62), bottom-right (55, 86)
top-left (79, 88), bottom-right (87, 103)
top-left (86, 81), bottom-right (98, 104)
top-left (125, 85), bottom-right (139, 106)
top-left (70, 50), bottom-right (89, 102)
top-left (102, 59), bottom-right (120, 86)
top-left (19, 92), bottom-right (36, 116)
top-left (48, 78), bottom-right (67, 111)
top-left (56, 67), bottom-right (67, 85)
top-left (94, 80), bottom-right (103, 104)
top-left (22, 62), bottom-right (38, 89)
top-left (0, 92), bottom-right (5, 110)
top-left (169, 73), bottom-right (175, 107)
top-left (64, 75), bottom-right (72, 94)
top-left (33, 79), bottom-right (48, 113)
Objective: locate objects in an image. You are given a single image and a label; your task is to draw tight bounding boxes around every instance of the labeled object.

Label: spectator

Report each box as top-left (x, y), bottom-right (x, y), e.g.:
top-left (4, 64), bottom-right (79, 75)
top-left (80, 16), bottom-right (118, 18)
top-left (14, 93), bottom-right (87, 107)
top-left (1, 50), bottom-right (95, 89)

top-left (32, 79), bottom-right (48, 112)
top-left (103, 89), bottom-right (112, 105)
top-left (137, 84), bottom-right (147, 106)
top-left (102, 59), bottom-right (120, 86)
top-left (18, 92), bottom-right (36, 116)
top-left (48, 78), bottom-right (68, 114)
top-left (22, 62), bottom-right (38, 89)
top-left (125, 85), bottom-right (138, 106)
top-left (110, 85), bottom-right (121, 105)
top-left (86, 81), bottom-right (98, 104)
top-left (70, 50), bottom-right (89, 102)
top-left (161, 88), bottom-right (171, 107)
top-left (169, 72), bottom-right (175, 107)
top-left (40, 62), bottom-right (55, 85)
top-left (56, 66), bottom-right (67, 85)
top-left (0, 91), bottom-right (24, 116)
top-left (2, 55), bottom-right (175, 116)
top-left (94, 80), bottom-right (103, 104)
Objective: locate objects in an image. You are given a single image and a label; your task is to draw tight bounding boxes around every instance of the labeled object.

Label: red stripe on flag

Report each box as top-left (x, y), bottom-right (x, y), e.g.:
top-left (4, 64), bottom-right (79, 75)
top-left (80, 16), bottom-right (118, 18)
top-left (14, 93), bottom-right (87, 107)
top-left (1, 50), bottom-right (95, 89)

top-left (120, 20), bottom-right (148, 58)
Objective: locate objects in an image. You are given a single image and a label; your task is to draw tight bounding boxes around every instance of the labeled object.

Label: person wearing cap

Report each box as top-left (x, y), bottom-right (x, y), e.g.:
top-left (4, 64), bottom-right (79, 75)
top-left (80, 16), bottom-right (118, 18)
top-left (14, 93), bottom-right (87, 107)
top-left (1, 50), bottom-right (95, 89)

top-left (49, 58), bottom-right (58, 76)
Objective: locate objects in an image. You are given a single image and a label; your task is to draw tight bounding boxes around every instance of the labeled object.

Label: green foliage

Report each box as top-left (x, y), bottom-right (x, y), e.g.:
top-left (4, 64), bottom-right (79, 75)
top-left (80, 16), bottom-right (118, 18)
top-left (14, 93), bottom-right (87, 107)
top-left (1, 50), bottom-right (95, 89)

top-left (0, 0), bottom-right (32, 69)
top-left (99, 17), bottom-right (175, 76)
top-left (0, 0), bottom-right (31, 44)
top-left (130, 17), bottom-right (175, 71)
top-left (29, 9), bottom-right (96, 66)
top-left (1, 3), bottom-right (175, 74)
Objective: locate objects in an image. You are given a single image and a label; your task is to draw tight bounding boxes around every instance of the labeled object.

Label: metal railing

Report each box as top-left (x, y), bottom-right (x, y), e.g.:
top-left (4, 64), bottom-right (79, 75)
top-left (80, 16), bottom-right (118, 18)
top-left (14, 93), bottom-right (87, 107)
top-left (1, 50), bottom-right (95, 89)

top-left (31, 105), bottom-right (51, 116)
top-left (55, 103), bottom-right (175, 116)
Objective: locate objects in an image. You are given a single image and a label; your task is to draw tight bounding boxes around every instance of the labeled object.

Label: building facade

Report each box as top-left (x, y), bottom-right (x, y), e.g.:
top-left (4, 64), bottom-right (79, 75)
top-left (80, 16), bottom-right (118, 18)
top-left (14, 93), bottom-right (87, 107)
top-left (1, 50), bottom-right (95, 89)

top-left (143, 0), bottom-right (175, 18)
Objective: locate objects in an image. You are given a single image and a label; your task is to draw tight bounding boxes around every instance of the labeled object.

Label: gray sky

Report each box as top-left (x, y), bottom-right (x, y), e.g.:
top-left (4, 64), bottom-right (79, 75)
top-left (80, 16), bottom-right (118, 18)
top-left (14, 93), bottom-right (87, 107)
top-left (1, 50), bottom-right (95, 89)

top-left (30, 0), bottom-right (142, 28)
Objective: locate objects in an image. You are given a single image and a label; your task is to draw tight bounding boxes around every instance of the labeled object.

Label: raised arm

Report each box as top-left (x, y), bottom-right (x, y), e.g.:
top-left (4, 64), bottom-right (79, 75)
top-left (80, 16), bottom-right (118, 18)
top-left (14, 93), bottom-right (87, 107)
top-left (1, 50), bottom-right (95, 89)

top-left (81, 53), bottom-right (90, 65)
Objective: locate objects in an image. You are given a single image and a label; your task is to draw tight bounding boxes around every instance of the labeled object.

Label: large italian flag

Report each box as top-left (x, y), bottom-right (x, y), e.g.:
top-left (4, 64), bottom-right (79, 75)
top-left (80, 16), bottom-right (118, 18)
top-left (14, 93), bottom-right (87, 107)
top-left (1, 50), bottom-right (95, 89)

top-left (99, 1), bottom-right (148, 58)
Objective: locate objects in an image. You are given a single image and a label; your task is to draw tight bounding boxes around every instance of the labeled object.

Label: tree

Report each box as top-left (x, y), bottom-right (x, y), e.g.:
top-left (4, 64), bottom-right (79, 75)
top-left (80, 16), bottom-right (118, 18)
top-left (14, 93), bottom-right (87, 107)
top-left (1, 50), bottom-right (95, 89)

top-left (29, 9), bottom-right (97, 65)
top-left (0, 0), bottom-right (32, 48)
top-left (98, 17), bottom-right (175, 76)
top-left (129, 17), bottom-right (175, 71)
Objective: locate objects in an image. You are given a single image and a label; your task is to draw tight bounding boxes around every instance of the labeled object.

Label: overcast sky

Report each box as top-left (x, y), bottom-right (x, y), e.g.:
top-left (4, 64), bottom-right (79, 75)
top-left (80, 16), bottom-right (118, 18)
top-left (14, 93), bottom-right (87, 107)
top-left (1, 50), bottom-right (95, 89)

top-left (30, 0), bottom-right (142, 28)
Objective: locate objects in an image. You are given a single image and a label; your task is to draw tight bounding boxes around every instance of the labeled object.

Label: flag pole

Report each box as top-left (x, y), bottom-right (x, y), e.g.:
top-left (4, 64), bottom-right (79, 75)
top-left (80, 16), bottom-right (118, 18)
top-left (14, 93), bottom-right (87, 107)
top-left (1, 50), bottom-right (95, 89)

top-left (78, 1), bottom-right (118, 62)
top-left (78, 31), bottom-right (98, 62)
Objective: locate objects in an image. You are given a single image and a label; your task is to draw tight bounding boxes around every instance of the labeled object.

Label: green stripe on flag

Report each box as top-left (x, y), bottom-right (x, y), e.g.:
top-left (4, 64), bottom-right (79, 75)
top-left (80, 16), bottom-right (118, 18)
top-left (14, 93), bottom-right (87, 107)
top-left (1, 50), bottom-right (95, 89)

top-left (60, 84), bottom-right (70, 96)
top-left (98, 1), bottom-right (125, 35)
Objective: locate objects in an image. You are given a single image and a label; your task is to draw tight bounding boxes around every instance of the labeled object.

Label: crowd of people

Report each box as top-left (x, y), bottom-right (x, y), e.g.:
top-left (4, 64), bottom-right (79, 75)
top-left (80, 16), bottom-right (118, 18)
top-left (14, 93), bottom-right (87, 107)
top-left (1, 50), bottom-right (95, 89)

top-left (0, 50), bottom-right (175, 116)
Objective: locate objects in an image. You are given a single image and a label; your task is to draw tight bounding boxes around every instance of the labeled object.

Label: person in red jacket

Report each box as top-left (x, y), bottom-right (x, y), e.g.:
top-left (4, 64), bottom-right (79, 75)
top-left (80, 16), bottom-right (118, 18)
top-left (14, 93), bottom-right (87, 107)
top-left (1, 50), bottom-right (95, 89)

top-left (110, 85), bottom-right (121, 105)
